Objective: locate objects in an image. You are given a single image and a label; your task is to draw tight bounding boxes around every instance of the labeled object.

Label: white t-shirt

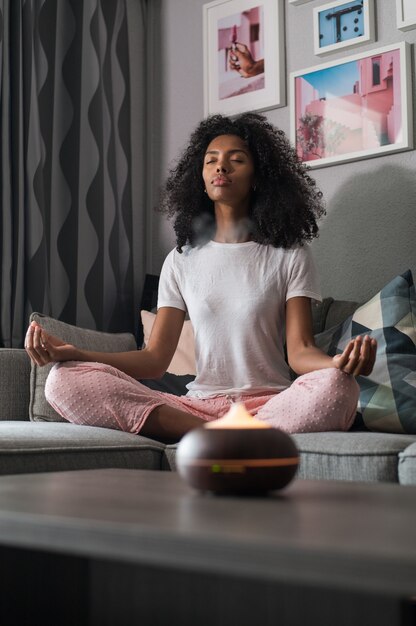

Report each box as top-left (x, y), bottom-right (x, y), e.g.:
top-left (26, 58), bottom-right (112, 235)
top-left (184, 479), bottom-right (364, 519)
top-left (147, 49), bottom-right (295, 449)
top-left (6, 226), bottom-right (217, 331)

top-left (158, 241), bottom-right (321, 398)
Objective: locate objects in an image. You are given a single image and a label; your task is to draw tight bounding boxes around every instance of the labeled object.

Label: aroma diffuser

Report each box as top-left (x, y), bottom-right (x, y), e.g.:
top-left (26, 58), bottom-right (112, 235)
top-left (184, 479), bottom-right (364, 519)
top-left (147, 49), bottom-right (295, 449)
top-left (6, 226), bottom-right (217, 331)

top-left (176, 402), bottom-right (299, 494)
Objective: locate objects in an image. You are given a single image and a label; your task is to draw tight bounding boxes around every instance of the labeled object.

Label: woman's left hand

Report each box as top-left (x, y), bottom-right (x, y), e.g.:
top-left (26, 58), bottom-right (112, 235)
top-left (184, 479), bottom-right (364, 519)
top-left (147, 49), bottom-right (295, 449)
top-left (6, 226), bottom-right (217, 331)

top-left (332, 335), bottom-right (377, 377)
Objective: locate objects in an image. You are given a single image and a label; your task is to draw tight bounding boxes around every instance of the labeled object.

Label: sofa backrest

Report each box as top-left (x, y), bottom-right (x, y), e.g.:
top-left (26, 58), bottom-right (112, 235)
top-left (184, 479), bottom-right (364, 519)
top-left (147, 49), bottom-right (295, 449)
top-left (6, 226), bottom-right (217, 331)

top-left (312, 298), bottom-right (360, 334)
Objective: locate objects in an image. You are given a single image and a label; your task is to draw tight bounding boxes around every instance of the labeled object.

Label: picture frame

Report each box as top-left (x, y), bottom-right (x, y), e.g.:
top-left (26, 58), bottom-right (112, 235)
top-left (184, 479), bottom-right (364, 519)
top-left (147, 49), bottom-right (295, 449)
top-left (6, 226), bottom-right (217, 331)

top-left (313, 0), bottom-right (375, 56)
top-left (203, 0), bottom-right (285, 116)
top-left (396, 0), bottom-right (416, 31)
top-left (290, 42), bottom-right (413, 169)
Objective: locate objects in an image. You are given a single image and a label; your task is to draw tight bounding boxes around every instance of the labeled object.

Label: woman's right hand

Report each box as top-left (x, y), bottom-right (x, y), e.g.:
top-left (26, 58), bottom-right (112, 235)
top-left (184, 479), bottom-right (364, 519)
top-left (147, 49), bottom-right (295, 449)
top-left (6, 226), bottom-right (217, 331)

top-left (25, 321), bottom-right (80, 366)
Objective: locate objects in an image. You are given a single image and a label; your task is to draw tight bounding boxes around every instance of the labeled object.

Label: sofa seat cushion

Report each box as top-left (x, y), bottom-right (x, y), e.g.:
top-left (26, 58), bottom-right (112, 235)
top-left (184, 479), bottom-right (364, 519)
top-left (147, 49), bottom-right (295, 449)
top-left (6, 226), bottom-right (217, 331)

top-left (398, 442), bottom-right (416, 485)
top-left (0, 422), bottom-right (164, 475)
top-left (292, 432), bottom-right (416, 483)
top-left (162, 431), bottom-right (416, 483)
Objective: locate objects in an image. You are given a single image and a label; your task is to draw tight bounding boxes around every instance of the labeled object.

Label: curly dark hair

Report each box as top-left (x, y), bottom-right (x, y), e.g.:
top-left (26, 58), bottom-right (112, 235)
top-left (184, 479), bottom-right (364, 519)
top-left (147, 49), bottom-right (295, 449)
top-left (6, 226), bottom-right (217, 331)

top-left (159, 112), bottom-right (325, 252)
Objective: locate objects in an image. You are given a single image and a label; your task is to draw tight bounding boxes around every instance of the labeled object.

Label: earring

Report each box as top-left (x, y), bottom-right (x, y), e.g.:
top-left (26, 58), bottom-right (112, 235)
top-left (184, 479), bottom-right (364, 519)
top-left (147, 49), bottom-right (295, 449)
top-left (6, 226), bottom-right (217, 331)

top-left (253, 185), bottom-right (257, 191)
top-left (204, 189), bottom-right (207, 193)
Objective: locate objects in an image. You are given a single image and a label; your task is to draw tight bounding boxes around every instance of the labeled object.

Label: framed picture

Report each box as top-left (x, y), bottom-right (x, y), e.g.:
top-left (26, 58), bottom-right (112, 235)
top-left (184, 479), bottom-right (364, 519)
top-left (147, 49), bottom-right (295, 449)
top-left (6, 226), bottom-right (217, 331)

top-left (290, 42), bottom-right (413, 169)
top-left (396, 0), bottom-right (416, 31)
top-left (313, 0), bottom-right (375, 56)
top-left (203, 0), bottom-right (285, 116)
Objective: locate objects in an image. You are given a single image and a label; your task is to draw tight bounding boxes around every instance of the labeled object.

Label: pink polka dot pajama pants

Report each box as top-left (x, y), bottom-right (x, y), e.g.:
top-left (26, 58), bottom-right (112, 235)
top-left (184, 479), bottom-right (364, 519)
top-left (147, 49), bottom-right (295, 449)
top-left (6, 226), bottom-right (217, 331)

top-left (45, 362), bottom-right (359, 435)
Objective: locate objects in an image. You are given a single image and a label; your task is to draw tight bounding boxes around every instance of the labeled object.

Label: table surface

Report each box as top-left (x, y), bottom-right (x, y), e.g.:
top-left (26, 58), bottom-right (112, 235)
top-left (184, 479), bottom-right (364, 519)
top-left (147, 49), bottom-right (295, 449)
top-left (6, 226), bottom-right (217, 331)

top-left (0, 468), bottom-right (415, 596)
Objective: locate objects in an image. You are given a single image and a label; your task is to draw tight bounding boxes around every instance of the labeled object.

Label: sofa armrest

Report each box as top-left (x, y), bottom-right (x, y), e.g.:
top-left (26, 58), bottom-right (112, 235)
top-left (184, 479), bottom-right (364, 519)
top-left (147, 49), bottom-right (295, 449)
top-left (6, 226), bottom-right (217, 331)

top-left (0, 349), bottom-right (31, 421)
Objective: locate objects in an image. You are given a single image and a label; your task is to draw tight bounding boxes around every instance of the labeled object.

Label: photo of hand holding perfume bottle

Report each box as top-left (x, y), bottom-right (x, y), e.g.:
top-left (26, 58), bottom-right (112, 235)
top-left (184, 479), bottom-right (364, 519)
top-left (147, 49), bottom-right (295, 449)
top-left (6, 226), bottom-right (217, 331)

top-left (229, 42), bottom-right (264, 78)
top-left (217, 6), bottom-right (265, 101)
top-left (204, 0), bottom-right (285, 115)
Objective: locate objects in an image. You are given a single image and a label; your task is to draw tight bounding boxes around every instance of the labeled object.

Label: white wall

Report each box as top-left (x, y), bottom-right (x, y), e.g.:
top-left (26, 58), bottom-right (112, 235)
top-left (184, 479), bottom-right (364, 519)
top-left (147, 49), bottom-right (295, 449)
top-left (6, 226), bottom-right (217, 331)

top-left (147, 0), bottom-right (416, 302)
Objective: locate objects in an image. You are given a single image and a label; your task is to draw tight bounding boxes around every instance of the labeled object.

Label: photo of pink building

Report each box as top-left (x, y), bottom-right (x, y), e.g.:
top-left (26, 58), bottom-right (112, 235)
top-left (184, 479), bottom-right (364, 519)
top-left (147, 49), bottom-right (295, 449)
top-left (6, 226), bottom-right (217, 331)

top-left (295, 49), bottom-right (402, 162)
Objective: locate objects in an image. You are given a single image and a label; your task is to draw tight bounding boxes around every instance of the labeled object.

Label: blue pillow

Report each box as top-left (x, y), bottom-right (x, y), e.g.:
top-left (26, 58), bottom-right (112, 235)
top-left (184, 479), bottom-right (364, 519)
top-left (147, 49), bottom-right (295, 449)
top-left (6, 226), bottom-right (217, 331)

top-left (314, 271), bottom-right (416, 434)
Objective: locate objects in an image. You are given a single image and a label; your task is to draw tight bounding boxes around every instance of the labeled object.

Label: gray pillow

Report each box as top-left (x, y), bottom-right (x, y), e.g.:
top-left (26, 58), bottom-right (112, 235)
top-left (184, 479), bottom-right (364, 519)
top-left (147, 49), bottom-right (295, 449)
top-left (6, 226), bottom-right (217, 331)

top-left (29, 313), bottom-right (137, 422)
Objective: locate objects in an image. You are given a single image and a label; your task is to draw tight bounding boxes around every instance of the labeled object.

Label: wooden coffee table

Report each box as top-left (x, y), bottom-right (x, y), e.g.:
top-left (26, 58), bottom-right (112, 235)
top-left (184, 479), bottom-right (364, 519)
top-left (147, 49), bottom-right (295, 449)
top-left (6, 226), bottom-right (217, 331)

top-left (0, 468), bottom-right (415, 626)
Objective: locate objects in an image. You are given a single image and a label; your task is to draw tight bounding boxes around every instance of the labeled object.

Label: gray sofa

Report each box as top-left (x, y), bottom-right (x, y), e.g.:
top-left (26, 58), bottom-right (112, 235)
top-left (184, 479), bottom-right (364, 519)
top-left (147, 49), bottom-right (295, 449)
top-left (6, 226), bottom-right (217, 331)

top-left (1, 297), bottom-right (416, 485)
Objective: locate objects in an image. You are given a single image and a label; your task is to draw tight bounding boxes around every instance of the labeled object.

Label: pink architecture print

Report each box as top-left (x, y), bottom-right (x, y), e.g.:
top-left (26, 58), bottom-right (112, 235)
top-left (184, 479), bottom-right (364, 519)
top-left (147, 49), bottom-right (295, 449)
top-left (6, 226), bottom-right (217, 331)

top-left (295, 49), bottom-right (402, 162)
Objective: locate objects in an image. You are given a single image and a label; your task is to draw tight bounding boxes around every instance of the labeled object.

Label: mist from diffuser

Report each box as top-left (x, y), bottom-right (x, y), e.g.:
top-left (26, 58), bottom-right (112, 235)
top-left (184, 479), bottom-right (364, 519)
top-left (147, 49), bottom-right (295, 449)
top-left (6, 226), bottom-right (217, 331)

top-left (176, 402), bottom-right (299, 495)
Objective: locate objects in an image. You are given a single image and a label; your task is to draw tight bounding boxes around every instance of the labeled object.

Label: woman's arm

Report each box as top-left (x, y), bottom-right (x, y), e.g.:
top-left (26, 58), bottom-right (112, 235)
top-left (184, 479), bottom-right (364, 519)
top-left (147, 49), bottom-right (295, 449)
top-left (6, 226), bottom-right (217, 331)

top-left (25, 307), bottom-right (186, 380)
top-left (285, 297), bottom-right (377, 377)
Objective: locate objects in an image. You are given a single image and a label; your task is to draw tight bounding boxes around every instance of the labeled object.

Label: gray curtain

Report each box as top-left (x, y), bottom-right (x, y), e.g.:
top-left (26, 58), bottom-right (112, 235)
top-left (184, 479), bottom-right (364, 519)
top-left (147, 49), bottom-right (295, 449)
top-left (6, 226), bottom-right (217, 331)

top-left (0, 0), bottom-right (146, 348)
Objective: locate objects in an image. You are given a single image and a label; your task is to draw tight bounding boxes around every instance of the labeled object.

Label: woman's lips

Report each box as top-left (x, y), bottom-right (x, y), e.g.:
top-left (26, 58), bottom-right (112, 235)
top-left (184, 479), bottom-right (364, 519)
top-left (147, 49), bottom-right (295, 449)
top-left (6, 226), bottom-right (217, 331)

top-left (212, 177), bottom-right (231, 186)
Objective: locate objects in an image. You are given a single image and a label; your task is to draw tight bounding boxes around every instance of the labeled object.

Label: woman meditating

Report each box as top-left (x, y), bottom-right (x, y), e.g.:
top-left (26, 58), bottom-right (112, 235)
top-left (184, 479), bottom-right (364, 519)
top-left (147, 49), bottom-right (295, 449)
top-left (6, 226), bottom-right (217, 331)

top-left (25, 113), bottom-right (377, 441)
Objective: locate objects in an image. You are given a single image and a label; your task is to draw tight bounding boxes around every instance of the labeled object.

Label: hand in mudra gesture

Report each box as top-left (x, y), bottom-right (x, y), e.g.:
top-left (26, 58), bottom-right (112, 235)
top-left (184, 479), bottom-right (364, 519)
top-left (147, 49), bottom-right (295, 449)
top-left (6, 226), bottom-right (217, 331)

top-left (25, 321), bottom-right (79, 367)
top-left (332, 335), bottom-right (377, 377)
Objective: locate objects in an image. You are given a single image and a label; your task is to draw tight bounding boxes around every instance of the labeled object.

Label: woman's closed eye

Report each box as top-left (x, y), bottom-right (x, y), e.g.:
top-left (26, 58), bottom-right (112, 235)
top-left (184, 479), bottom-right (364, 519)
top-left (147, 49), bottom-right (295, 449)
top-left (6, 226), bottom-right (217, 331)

top-left (205, 158), bottom-right (243, 165)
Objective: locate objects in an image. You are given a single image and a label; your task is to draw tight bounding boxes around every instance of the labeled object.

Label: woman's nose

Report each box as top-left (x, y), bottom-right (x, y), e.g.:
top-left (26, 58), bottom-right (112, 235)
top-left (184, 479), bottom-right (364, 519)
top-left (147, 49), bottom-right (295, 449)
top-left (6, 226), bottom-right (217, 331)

top-left (216, 164), bottom-right (227, 173)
